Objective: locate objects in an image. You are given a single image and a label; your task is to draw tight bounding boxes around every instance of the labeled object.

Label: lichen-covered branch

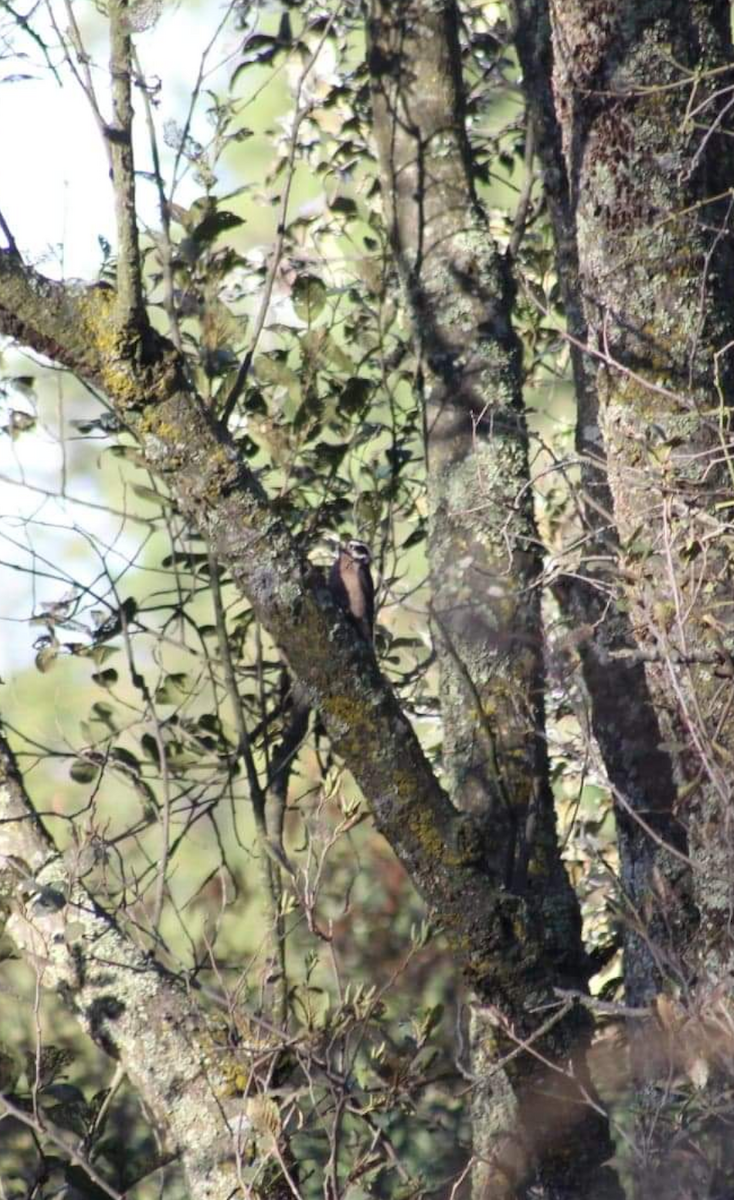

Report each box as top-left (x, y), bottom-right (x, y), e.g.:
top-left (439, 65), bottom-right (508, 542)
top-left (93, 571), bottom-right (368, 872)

top-left (0, 248), bottom-right (544, 1012)
top-left (368, 0), bottom-right (554, 895)
top-left (0, 728), bottom-right (242, 1200)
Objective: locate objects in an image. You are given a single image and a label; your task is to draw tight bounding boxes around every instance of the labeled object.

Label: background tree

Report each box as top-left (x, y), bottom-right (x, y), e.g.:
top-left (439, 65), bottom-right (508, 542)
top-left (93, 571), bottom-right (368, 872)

top-left (1, 2), bottom-right (733, 1199)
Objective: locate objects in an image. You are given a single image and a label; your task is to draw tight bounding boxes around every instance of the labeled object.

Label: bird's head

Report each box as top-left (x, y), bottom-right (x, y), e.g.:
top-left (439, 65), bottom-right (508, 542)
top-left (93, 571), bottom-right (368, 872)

top-left (343, 539), bottom-right (372, 565)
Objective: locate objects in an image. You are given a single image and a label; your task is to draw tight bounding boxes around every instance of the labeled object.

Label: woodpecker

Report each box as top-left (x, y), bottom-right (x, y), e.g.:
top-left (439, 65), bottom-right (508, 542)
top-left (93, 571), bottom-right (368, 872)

top-left (328, 539), bottom-right (374, 643)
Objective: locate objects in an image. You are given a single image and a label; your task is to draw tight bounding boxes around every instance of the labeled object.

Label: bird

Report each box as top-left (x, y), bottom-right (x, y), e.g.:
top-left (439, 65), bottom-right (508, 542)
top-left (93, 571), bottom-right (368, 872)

top-left (328, 539), bottom-right (375, 643)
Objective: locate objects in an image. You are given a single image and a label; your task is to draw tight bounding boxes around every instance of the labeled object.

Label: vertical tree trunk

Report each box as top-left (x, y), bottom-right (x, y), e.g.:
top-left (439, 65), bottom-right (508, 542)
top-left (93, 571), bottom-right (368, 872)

top-left (510, 0), bottom-right (692, 1010)
top-left (369, 4), bottom-right (621, 1195)
top-left (546, 0), bottom-right (734, 1192)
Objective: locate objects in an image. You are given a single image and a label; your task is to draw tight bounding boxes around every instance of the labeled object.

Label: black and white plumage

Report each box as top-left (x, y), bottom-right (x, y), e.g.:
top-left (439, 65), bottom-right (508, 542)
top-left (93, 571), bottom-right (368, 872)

top-left (328, 539), bottom-right (375, 643)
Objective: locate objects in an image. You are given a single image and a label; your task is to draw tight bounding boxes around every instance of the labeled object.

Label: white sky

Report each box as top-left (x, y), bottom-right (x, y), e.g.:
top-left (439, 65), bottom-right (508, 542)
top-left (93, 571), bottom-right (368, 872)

top-left (0, 0), bottom-right (237, 275)
top-left (0, 1), bottom-right (241, 677)
top-left (0, 0), bottom-right (347, 686)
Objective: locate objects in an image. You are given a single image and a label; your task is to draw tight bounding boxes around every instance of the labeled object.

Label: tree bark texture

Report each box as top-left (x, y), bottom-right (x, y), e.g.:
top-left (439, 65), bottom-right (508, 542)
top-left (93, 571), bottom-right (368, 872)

top-left (549, 0), bottom-right (734, 971)
top-left (546, 2), bottom-right (734, 1193)
top-left (511, 0), bottom-right (691, 1010)
top-left (368, 4), bottom-right (620, 1197)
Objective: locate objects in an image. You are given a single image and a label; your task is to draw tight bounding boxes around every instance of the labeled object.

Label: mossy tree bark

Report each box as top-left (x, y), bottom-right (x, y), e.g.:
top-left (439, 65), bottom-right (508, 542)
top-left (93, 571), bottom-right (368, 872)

top-left (545, 1), bottom-right (734, 1193)
top-left (549, 0), bottom-right (734, 965)
top-left (368, 3), bottom-right (620, 1197)
top-left (510, 0), bottom-right (691, 1011)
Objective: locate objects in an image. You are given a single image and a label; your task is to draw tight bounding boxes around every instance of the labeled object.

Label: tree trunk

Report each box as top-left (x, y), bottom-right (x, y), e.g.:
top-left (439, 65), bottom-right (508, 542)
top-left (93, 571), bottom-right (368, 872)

top-left (510, 0), bottom-right (692, 1011)
top-left (547, 0), bottom-right (734, 1193)
top-left (369, 3), bottom-right (620, 1195)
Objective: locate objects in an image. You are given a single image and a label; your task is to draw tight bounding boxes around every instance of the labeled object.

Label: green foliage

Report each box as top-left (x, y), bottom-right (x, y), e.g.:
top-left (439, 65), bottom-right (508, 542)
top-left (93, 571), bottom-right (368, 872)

top-left (0, 0), bottom-right (617, 1195)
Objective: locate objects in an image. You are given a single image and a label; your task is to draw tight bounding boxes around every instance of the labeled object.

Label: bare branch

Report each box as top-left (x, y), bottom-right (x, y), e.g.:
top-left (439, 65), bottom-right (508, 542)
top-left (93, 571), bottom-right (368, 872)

top-left (108, 0), bottom-right (146, 326)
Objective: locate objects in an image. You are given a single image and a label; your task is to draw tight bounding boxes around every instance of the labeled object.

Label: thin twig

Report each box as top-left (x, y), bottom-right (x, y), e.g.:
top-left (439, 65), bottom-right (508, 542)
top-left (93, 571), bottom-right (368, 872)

top-left (0, 1095), bottom-right (125, 1200)
top-left (220, 8), bottom-right (341, 428)
top-left (1, 0), bottom-right (62, 82)
top-left (56, 0), bottom-right (112, 168)
top-left (611, 785), bottom-right (692, 868)
top-left (207, 546), bottom-right (289, 1019)
top-left (109, 0), bottom-right (146, 325)
top-left (553, 988), bottom-right (650, 1020)
top-left (0, 206), bottom-right (20, 257)
top-left (84, 1062), bottom-right (126, 1152)
top-left (509, 111), bottom-right (536, 258)
top-left (117, 600), bottom-right (172, 936)
top-left (522, 277), bottom-right (696, 409)
top-left (133, 48), bottom-right (183, 351)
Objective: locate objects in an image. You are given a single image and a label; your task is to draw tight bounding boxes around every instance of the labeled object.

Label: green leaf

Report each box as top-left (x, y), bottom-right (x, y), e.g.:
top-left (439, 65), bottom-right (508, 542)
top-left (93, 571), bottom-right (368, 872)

top-left (401, 528), bottom-right (426, 549)
top-left (292, 274), bottom-right (327, 323)
top-left (330, 195), bottom-right (358, 216)
top-left (301, 329), bottom-right (353, 372)
top-left (70, 759), bottom-right (100, 784)
top-left (155, 673), bottom-right (190, 704)
top-left (192, 208), bottom-right (245, 246)
top-left (415, 1003), bottom-right (444, 1044)
top-left (91, 668), bottom-right (118, 689)
top-left (339, 376), bottom-right (372, 413)
top-left (90, 701), bottom-right (117, 729)
top-left (86, 645), bottom-right (120, 665)
top-left (232, 34), bottom-right (281, 76)
top-left (10, 375), bottom-right (36, 394)
top-left (28, 1045), bottom-right (74, 1087)
top-left (131, 483), bottom-right (168, 506)
top-left (110, 746), bottom-right (140, 771)
top-left (141, 733), bottom-right (161, 766)
top-left (254, 354), bottom-right (299, 391)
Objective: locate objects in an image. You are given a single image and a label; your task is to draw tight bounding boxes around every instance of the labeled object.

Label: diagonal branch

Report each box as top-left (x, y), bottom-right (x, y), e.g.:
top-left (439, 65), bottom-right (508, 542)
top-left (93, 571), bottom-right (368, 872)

top-left (0, 247), bottom-right (534, 1007)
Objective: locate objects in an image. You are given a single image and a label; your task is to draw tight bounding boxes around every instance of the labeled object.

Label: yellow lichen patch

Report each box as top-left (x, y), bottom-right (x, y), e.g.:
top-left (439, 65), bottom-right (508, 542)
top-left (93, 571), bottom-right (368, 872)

top-left (75, 290), bottom-right (145, 407)
top-left (139, 410), bottom-right (177, 441)
top-left (406, 806), bottom-right (463, 867)
top-left (393, 769), bottom-right (417, 802)
top-left (220, 1058), bottom-right (252, 1097)
top-left (323, 694), bottom-right (377, 741)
